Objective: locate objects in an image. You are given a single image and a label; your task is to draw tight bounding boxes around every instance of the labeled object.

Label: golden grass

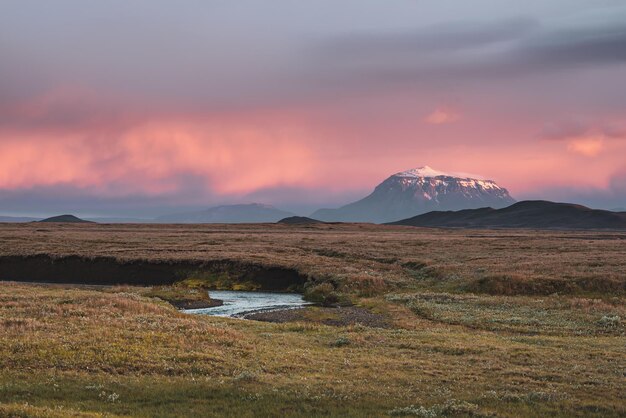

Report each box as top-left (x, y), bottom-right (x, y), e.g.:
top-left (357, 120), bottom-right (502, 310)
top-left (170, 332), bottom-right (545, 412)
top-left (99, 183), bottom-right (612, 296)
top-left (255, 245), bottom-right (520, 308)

top-left (0, 224), bottom-right (624, 416)
top-left (0, 281), bottom-right (624, 417)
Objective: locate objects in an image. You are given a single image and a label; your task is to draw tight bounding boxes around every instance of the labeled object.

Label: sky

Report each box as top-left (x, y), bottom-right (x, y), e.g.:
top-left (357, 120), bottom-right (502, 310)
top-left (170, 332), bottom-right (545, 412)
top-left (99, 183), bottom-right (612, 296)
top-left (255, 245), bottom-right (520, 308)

top-left (1, 0), bottom-right (625, 217)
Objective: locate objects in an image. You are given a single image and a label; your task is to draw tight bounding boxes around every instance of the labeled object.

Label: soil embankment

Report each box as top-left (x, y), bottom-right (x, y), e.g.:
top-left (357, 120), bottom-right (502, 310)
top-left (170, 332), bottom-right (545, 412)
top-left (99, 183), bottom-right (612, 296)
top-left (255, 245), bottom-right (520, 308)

top-left (167, 298), bottom-right (224, 310)
top-left (0, 255), bottom-right (308, 291)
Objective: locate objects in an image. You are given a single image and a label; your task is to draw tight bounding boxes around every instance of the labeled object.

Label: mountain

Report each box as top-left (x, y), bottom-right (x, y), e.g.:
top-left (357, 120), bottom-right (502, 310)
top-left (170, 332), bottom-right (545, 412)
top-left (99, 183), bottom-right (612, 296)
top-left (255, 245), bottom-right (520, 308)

top-left (0, 216), bottom-right (40, 223)
top-left (39, 214), bottom-right (93, 223)
top-left (390, 201), bottom-right (626, 229)
top-left (156, 203), bottom-right (295, 223)
top-left (278, 216), bottom-right (324, 225)
top-left (312, 166), bottom-right (515, 223)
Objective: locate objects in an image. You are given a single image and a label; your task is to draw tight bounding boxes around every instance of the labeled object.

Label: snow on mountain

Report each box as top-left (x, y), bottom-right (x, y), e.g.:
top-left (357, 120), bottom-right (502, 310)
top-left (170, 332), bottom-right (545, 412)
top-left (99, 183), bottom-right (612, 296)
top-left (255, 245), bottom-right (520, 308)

top-left (394, 166), bottom-right (487, 180)
top-left (395, 166), bottom-right (453, 178)
top-left (311, 166), bottom-right (515, 223)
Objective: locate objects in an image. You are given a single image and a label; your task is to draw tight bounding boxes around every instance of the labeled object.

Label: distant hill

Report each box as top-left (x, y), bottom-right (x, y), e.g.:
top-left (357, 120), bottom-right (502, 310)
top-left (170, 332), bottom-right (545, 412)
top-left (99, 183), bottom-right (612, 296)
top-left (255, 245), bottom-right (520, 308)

top-left (86, 217), bottom-right (153, 224)
top-left (278, 216), bottom-right (324, 225)
top-left (312, 166), bottom-right (515, 223)
top-left (156, 203), bottom-right (295, 223)
top-left (389, 201), bottom-right (626, 230)
top-left (0, 216), bottom-right (40, 223)
top-left (39, 215), bottom-right (93, 223)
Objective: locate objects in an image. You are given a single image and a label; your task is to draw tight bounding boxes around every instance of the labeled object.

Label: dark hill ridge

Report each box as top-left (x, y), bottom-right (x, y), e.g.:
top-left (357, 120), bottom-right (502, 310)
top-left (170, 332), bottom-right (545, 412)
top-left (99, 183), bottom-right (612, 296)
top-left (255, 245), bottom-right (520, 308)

top-left (389, 201), bottom-right (626, 230)
top-left (278, 216), bottom-right (324, 225)
top-left (39, 215), bottom-right (93, 223)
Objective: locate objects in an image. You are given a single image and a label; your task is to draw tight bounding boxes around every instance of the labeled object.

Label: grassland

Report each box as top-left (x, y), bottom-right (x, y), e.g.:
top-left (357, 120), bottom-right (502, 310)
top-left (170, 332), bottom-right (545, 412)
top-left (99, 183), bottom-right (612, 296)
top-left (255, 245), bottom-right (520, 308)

top-left (0, 223), bottom-right (624, 417)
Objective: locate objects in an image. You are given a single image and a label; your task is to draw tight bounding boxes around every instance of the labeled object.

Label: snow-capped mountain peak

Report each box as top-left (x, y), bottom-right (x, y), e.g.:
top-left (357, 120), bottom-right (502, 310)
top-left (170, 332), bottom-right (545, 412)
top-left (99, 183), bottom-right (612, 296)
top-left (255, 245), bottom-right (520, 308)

top-left (312, 165), bottom-right (516, 223)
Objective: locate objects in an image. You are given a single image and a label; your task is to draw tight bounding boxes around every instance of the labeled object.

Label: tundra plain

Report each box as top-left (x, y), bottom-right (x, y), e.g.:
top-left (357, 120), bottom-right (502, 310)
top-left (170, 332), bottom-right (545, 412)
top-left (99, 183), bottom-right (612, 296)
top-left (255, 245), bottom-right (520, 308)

top-left (0, 223), bottom-right (624, 417)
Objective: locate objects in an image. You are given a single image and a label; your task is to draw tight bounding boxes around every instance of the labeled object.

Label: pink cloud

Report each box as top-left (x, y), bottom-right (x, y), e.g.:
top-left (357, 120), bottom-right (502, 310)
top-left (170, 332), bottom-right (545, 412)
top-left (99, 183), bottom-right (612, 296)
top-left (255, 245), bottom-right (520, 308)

top-left (425, 108), bottom-right (459, 125)
top-left (0, 126), bottom-right (318, 196)
top-left (567, 137), bottom-right (605, 157)
top-left (0, 92), bottom-right (319, 197)
top-left (1, 89), bottom-right (625, 206)
top-left (540, 121), bottom-right (625, 158)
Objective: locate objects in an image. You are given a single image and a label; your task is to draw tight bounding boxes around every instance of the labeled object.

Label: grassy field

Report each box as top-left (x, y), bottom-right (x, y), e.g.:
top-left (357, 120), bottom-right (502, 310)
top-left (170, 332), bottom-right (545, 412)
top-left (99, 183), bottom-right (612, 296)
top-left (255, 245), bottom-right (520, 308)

top-left (0, 223), bottom-right (624, 417)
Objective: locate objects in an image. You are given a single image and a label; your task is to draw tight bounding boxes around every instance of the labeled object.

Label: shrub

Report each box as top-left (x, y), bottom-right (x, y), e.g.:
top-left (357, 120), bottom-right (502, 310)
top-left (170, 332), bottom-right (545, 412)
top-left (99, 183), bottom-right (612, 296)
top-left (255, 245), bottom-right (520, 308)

top-left (233, 371), bottom-right (258, 382)
top-left (177, 272), bottom-right (261, 291)
top-left (330, 337), bottom-right (350, 348)
top-left (597, 315), bottom-right (621, 328)
top-left (407, 301), bottom-right (435, 320)
top-left (356, 275), bottom-right (387, 297)
top-left (304, 282), bottom-right (340, 306)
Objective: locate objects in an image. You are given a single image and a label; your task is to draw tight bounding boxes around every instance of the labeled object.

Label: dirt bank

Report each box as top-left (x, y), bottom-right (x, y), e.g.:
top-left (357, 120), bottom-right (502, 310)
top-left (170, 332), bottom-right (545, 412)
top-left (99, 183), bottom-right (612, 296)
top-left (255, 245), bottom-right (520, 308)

top-left (168, 298), bottom-right (224, 309)
top-left (0, 255), bottom-right (308, 291)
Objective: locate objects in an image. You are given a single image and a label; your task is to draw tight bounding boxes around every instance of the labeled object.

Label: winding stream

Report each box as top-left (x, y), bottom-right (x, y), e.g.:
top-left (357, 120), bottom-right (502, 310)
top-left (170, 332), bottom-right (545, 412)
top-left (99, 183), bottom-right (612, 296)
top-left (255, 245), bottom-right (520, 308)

top-left (183, 290), bottom-right (308, 317)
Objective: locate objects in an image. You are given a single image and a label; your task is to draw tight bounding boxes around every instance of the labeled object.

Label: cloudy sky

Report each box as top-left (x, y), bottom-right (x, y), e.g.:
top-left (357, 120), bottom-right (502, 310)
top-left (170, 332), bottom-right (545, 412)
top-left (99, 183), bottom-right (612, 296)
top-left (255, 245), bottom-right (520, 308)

top-left (1, 0), bottom-right (625, 217)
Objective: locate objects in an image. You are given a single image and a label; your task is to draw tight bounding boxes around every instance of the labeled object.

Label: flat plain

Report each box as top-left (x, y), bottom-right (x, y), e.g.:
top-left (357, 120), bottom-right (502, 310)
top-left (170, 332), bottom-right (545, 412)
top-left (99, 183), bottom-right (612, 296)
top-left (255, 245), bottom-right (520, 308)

top-left (0, 223), bottom-right (624, 417)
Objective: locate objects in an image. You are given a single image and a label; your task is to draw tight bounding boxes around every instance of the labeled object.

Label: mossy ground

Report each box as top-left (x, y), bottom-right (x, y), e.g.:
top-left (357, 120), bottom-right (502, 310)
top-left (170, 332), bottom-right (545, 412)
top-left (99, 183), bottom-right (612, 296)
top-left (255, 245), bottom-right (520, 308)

top-left (175, 273), bottom-right (262, 292)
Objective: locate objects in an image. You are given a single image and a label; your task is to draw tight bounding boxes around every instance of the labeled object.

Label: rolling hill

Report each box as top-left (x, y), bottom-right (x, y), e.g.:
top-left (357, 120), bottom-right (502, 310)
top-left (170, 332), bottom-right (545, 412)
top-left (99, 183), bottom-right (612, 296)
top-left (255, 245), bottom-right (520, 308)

top-left (277, 216), bottom-right (324, 225)
top-left (389, 201), bottom-right (626, 229)
top-left (39, 215), bottom-right (93, 223)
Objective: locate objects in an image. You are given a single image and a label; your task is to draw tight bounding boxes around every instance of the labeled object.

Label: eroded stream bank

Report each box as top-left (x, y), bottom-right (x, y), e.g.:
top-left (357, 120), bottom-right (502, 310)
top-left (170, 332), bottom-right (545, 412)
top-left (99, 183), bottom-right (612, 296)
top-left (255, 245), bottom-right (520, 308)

top-left (0, 255), bottom-right (308, 291)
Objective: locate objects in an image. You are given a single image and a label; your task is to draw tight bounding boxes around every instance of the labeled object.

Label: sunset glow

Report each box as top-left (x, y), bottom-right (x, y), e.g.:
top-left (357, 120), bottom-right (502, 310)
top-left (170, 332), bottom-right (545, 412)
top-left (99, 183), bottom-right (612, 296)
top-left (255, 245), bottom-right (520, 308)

top-left (1, 1), bottom-right (625, 215)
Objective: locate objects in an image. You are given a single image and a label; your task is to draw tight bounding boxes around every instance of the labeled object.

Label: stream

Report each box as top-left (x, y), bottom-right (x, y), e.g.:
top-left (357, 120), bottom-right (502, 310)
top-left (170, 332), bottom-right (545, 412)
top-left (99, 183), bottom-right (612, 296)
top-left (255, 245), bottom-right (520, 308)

top-left (183, 290), bottom-right (308, 317)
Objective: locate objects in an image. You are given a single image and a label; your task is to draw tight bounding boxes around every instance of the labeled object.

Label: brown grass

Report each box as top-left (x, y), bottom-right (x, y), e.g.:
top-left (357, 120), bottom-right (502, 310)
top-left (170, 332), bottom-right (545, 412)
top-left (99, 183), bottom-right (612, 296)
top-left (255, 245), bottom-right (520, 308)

top-left (0, 223), bottom-right (624, 416)
top-left (0, 282), bottom-right (624, 416)
top-left (0, 223), bottom-right (625, 296)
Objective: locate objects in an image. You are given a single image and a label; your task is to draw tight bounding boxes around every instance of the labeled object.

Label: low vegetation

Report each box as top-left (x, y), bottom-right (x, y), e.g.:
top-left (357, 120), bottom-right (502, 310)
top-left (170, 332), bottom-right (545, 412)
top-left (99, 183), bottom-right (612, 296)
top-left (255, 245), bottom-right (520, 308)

top-left (0, 223), bottom-right (624, 297)
top-left (0, 223), bottom-right (624, 416)
top-left (141, 285), bottom-right (218, 309)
